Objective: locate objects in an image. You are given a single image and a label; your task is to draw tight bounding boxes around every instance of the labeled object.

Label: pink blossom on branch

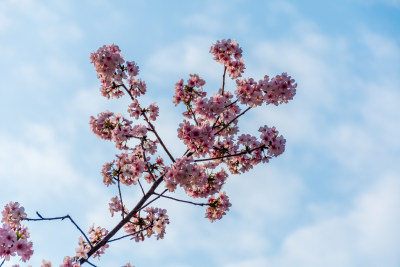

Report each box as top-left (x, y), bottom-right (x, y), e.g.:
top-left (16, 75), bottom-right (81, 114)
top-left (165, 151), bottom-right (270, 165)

top-left (2, 38), bottom-right (297, 266)
top-left (205, 192), bottom-right (232, 222)
top-left (0, 202), bottom-right (33, 263)
top-left (209, 38), bottom-right (245, 79)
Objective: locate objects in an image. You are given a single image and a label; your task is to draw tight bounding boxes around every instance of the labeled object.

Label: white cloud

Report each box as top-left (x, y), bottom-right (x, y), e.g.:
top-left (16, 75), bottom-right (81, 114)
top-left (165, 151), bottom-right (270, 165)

top-left (0, 123), bottom-right (81, 204)
top-left (145, 36), bottom-right (220, 85)
top-left (261, 173), bottom-right (400, 267)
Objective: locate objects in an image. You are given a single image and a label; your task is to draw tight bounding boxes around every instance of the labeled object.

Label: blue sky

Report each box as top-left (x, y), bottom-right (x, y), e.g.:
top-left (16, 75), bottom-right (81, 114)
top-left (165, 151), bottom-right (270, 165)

top-left (1, 0), bottom-right (399, 266)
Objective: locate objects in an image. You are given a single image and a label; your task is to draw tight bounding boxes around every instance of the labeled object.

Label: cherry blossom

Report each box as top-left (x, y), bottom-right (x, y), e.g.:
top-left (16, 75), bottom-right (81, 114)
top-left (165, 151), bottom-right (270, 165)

top-left (2, 38), bottom-right (297, 266)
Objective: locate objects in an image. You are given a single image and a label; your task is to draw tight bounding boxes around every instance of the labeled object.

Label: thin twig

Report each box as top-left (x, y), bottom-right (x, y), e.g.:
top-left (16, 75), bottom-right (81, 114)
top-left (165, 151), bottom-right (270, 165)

top-left (225, 99), bottom-right (238, 109)
top-left (188, 104), bottom-right (198, 126)
top-left (121, 83), bottom-right (175, 163)
top-left (25, 213), bottom-right (92, 248)
top-left (140, 138), bottom-right (156, 182)
top-left (221, 66), bottom-right (227, 95)
top-left (211, 100), bottom-right (239, 130)
top-left (214, 106), bottom-right (252, 136)
top-left (117, 177), bottom-right (125, 220)
top-left (142, 112), bottom-right (176, 163)
top-left (140, 189), bottom-right (168, 211)
top-left (86, 261), bottom-right (97, 267)
top-left (107, 225), bottom-right (153, 243)
top-left (194, 145), bottom-right (266, 162)
top-left (138, 180), bottom-right (145, 196)
top-left (152, 192), bottom-right (209, 206)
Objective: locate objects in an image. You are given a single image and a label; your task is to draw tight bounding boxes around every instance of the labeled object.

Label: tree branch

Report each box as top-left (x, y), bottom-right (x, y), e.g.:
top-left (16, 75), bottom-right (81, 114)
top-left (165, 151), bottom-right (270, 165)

top-left (25, 213), bottom-right (92, 248)
top-left (121, 83), bottom-right (175, 163)
top-left (79, 175), bottom-right (164, 264)
top-left (188, 104), bottom-right (198, 126)
top-left (107, 225), bottom-right (153, 243)
top-left (194, 145), bottom-right (266, 162)
top-left (152, 192), bottom-right (209, 206)
top-left (117, 177), bottom-right (125, 220)
top-left (221, 66), bottom-right (227, 95)
top-left (140, 189), bottom-right (168, 211)
top-left (213, 106), bottom-right (252, 136)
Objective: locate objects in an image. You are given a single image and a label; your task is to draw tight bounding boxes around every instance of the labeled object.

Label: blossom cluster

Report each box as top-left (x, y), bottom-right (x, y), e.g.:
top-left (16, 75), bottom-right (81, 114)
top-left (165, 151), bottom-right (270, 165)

top-left (205, 192), bottom-right (232, 222)
top-left (109, 196), bottom-right (125, 217)
top-left (90, 44), bottom-right (143, 99)
top-left (193, 89), bottom-right (239, 122)
top-left (89, 110), bottom-right (148, 149)
top-left (128, 99), bottom-right (159, 121)
top-left (164, 156), bottom-right (207, 193)
top-left (60, 224), bottom-right (110, 265)
top-left (123, 207), bottom-right (169, 242)
top-left (236, 73), bottom-right (297, 107)
top-left (102, 152), bottom-right (146, 187)
top-left (209, 39), bottom-right (245, 79)
top-left (173, 74), bottom-right (207, 108)
top-left (177, 120), bottom-right (214, 157)
top-left (1, 202), bottom-right (33, 263)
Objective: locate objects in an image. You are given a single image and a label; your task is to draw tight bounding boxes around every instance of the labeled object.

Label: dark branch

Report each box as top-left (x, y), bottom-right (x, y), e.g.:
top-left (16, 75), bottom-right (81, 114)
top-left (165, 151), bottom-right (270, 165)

top-left (221, 66), bottom-right (227, 95)
top-left (117, 177), bottom-right (125, 220)
top-left (79, 175), bottom-right (165, 264)
top-left (213, 106), bottom-right (252, 136)
top-left (121, 83), bottom-right (175, 163)
top-left (188, 104), bottom-right (198, 126)
top-left (25, 213), bottom-right (92, 248)
top-left (86, 261), bottom-right (97, 267)
top-left (140, 189), bottom-right (168, 211)
top-left (107, 225), bottom-right (153, 243)
top-left (152, 192), bottom-right (209, 206)
top-left (194, 145), bottom-right (266, 162)
top-left (138, 180), bottom-right (146, 196)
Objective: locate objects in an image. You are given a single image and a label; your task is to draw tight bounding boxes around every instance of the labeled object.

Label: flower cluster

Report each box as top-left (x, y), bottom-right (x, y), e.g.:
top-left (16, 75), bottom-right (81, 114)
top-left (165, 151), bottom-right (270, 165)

top-left (186, 169), bottom-right (228, 198)
top-left (173, 74), bottom-right (206, 107)
top-left (103, 152), bottom-right (146, 186)
top-left (193, 90), bottom-right (239, 122)
top-left (205, 192), bottom-right (232, 222)
top-left (90, 44), bottom-right (143, 99)
top-left (123, 207), bottom-right (169, 242)
top-left (90, 111), bottom-right (148, 149)
top-left (128, 100), bottom-right (159, 121)
top-left (90, 44), bottom-right (126, 98)
top-left (236, 73), bottom-right (297, 107)
top-left (109, 196), bottom-right (125, 217)
top-left (88, 225), bottom-right (109, 259)
top-left (1, 202), bottom-right (33, 263)
top-left (164, 156), bottom-right (207, 193)
top-left (209, 39), bottom-right (245, 79)
top-left (177, 120), bottom-right (214, 157)
top-left (259, 125), bottom-right (286, 157)
top-left (75, 225), bottom-right (109, 260)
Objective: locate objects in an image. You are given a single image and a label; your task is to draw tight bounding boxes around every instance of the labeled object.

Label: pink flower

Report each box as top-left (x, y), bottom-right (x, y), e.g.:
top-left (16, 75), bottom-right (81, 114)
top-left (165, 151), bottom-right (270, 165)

top-left (1, 202), bottom-right (27, 228)
top-left (90, 44), bottom-right (126, 99)
top-left (109, 196), bottom-right (124, 217)
top-left (210, 39), bottom-right (245, 79)
top-left (205, 192), bottom-right (232, 222)
top-left (41, 259), bottom-right (52, 267)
